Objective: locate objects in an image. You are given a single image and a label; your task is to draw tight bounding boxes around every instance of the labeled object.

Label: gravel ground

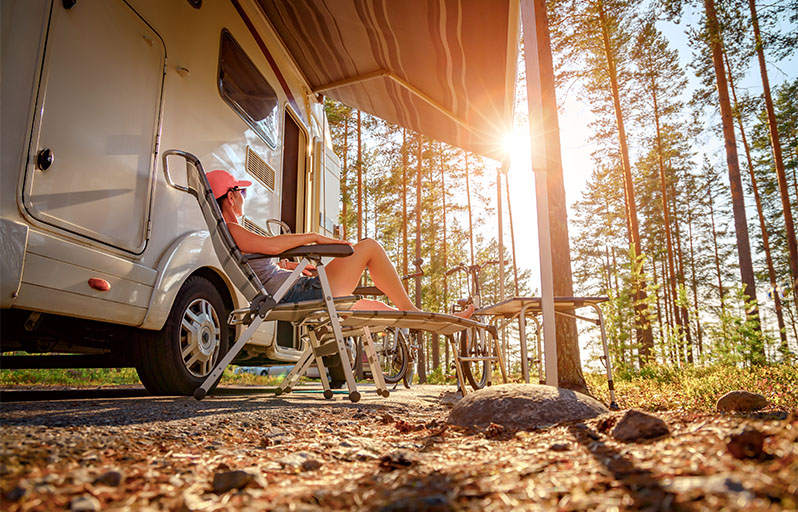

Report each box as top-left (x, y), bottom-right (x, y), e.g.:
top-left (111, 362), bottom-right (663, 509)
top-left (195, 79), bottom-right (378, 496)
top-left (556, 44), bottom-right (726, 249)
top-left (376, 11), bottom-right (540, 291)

top-left (1, 384), bottom-right (796, 511)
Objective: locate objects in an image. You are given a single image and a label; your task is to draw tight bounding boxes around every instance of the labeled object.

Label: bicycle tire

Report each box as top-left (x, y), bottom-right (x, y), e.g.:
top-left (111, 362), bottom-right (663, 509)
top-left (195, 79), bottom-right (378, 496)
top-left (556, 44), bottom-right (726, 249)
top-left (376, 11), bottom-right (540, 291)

top-left (459, 327), bottom-right (489, 390)
top-left (379, 327), bottom-right (409, 384)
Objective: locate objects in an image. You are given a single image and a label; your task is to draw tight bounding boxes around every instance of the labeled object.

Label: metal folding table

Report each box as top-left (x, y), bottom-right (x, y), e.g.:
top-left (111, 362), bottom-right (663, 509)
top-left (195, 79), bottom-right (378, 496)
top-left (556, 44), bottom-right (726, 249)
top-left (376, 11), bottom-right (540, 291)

top-left (475, 296), bottom-right (617, 408)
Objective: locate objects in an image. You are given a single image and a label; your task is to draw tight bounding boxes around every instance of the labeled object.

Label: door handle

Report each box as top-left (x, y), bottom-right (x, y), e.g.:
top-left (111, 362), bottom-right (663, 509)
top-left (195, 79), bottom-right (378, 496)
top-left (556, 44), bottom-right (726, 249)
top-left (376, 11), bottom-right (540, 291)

top-left (36, 149), bottom-right (54, 171)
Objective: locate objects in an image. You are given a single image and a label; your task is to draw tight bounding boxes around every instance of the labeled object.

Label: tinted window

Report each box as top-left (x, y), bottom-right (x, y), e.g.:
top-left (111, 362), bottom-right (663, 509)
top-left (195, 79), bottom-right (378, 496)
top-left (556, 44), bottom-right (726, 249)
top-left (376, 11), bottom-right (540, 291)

top-left (218, 31), bottom-right (278, 147)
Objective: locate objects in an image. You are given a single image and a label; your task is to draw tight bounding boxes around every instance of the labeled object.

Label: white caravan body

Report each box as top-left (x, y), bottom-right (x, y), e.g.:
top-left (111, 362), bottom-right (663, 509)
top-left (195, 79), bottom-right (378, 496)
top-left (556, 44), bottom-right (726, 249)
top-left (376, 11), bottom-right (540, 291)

top-left (1, 0), bottom-right (341, 383)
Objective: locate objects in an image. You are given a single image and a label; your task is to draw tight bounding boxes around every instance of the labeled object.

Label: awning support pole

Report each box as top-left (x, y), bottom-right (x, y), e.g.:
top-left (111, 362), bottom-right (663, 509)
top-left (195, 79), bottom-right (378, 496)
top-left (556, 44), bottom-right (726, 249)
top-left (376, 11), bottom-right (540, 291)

top-left (497, 166), bottom-right (507, 367)
top-left (521, 0), bottom-right (558, 387)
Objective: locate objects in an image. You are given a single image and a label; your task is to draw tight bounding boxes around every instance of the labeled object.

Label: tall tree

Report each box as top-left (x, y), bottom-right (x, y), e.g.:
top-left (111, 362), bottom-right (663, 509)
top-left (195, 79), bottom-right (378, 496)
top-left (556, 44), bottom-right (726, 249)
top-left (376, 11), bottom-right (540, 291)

top-left (747, 0), bottom-right (798, 297)
top-left (595, 0), bottom-right (655, 362)
top-left (722, 43), bottom-right (790, 353)
top-left (414, 133), bottom-right (426, 383)
top-left (702, 0), bottom-right (763, 360)
top-left (632, 17), bottom-right (688, 359)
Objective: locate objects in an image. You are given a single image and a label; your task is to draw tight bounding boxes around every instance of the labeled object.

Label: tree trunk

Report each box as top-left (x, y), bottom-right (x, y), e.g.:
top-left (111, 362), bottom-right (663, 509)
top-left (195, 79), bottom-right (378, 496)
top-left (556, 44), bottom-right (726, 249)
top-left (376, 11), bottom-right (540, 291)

top-left (402, 130), bottom-right (409, 292)
top-left (342, 113), bottom-right (349, 240)
top-left (706, 178), bottom-right (729, 337)
top-left (415, 133), bottom-right (427, 383)
top-left (703, 0), bottom-right (763, 356)
top-left (597, 0), bottom-right (655, 363)
top-left (723, 47), bottom-right (790, 357)
top-left (530, 0), bottom-right (587, 392)
top-left (748, 0), bottom-right (798, 298)
top-left (357, 110), bottom-right (363, 242)
top-left (464, 151), bottom-right (475, 266)
top-left (441, 144), bottom-right (448, 310)
top-left (650, 82), bottom-right (684, 362)
top-left (671, 197), bottom-right (693, 363)
top-left (686, 200), bottom-right (704, 358)
top-left (652, 249), bottom-right (664, 359)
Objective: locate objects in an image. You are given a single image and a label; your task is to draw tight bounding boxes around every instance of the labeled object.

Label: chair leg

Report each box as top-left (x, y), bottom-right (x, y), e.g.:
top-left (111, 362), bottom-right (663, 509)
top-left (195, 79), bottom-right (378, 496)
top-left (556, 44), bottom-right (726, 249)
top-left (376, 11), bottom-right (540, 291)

top-left (309, 328), bottom-right (335, 400)
top-left (362, 327), bottom-right (389, 397)
top-left (490, 329), bottom-right (508, 383)
top-left (277, 341), bottom-right (315, 395)
top-left (316, 265), bottom-right (360, 403)
top-left (447, 334), bottom-right (468, 396)
top-left (195, 316), bottom-right (265, 400)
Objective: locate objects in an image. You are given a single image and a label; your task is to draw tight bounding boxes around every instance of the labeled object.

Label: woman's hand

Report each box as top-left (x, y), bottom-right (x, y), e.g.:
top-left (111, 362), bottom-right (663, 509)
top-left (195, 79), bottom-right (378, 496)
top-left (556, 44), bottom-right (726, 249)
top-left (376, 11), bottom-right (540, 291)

top-left (314, 233), bottom-right (352, 247)
top-left (278, 259), bottom-right (316, 276)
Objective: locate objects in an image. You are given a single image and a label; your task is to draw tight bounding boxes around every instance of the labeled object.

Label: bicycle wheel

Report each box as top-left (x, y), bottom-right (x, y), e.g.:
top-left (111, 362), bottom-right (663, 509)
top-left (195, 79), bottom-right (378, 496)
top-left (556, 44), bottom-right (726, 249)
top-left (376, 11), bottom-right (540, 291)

top-left (459, 327), bottom-right (490, 390)
top-left (376, 327), bottom-right (408, 384)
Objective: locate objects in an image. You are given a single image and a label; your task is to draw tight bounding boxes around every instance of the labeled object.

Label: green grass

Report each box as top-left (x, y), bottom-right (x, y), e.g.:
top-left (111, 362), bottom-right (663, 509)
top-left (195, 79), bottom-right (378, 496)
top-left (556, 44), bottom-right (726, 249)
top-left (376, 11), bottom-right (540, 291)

top-left (3, 362), bottom-right (795, 414)
top-left (585, 363), bottom-right (798, 412)
top-left (0, 367), bottom-right (282, 388)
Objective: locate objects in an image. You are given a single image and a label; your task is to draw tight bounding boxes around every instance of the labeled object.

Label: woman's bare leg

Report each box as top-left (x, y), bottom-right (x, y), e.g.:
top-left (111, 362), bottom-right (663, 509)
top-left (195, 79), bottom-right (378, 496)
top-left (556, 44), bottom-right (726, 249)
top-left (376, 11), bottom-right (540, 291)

top-left (325, 238), bottom-right (474, 318)
top-left (324, 238), bottom-right (419, 311)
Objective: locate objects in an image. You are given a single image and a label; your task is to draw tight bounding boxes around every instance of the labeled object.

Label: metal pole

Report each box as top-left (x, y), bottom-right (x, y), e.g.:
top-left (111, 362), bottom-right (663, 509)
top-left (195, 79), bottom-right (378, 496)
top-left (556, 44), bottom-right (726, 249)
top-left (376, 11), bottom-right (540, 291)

top-left (497, 167), bottom-right (507, 367)
top-left (521, 0), bottom-right (558, 386)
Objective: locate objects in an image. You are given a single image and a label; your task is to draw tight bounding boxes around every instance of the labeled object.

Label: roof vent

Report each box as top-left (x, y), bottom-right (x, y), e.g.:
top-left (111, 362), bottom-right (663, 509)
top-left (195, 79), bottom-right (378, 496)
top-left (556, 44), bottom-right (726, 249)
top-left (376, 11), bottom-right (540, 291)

top-left (246, 146), bottom-right (275, 191)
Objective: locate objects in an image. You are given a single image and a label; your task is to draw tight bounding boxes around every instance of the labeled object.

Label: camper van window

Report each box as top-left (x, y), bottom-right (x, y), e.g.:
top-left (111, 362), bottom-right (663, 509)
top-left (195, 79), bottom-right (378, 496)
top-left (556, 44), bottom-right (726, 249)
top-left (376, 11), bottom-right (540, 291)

top-left (218, 30), bottom-right (278, 148)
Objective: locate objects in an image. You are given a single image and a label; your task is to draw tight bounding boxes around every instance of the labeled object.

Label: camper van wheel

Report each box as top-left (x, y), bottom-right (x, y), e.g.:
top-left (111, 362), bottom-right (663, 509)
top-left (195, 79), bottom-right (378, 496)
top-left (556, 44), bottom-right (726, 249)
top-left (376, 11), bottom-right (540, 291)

top-left (135, 276), bottom-right (229, 396)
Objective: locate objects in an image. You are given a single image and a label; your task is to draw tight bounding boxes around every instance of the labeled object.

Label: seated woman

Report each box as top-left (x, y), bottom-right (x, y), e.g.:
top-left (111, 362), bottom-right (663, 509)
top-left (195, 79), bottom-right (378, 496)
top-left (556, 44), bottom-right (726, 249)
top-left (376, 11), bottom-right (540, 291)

top-left (207, 170), bottom-right (473, 318)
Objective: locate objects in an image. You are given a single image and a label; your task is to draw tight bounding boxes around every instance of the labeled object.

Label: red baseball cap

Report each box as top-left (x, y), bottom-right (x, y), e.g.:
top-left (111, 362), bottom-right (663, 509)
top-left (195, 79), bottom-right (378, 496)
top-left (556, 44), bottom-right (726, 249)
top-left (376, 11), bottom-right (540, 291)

top-left (206, 170), bottom-right (252, 199)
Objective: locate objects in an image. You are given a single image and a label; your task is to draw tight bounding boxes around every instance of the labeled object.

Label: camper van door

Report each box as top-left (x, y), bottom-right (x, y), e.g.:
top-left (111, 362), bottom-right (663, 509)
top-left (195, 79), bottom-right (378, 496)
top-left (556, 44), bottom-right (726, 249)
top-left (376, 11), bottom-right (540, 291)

top-left (23, 0), bottom-right (164, 254)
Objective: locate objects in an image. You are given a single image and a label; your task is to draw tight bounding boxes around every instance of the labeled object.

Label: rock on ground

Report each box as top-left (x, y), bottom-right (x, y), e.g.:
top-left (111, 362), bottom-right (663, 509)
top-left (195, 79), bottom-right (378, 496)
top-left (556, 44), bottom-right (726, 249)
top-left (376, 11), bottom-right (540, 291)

top-left (716, 390), bottom-right (768, 412)
top-left (610, 409), bottom-right (670, 442)
top-left (447, 384), bottom-right (608, 430)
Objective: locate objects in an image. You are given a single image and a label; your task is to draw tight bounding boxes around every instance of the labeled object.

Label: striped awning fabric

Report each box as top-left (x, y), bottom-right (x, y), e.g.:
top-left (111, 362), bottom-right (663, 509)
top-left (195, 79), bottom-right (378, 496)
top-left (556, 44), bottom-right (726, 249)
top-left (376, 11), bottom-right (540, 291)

top-left (256, 0), bottom-right (519, 160)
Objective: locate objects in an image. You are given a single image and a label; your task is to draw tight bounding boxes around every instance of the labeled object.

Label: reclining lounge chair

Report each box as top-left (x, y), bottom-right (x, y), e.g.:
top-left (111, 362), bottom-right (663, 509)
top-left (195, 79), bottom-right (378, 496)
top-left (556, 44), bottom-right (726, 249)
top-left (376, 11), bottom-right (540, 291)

top-left (163, 150), bottom-right (505, 402)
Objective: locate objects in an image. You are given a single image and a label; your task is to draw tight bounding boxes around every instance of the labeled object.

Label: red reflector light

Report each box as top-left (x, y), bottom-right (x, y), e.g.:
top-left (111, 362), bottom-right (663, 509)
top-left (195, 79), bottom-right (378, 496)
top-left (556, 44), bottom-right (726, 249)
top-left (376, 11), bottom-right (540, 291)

top-left (88, 278), bottom-right (111, 292)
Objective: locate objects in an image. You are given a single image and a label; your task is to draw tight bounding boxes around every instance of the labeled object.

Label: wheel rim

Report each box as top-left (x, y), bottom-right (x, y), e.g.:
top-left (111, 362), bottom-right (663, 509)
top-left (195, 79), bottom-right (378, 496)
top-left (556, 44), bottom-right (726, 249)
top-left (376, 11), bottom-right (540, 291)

top-left (180, 298), bottom-right (222, 378)
top-left (378, 330), bottom-right (405, 381)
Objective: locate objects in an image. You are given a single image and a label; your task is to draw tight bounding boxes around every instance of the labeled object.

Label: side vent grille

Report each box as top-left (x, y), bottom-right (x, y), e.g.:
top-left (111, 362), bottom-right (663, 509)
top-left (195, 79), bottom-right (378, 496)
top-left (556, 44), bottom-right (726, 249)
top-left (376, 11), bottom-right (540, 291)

top-left (242, 217), bottom-right (269, 237)
top-left (246, 146), bottom-right (275, 191)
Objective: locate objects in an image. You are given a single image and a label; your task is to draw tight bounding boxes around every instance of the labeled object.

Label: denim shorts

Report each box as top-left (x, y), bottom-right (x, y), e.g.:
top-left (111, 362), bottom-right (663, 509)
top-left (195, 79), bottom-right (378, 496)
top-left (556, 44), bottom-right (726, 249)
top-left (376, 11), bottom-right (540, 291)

top-left (278, 276), bottom-right (323, 303)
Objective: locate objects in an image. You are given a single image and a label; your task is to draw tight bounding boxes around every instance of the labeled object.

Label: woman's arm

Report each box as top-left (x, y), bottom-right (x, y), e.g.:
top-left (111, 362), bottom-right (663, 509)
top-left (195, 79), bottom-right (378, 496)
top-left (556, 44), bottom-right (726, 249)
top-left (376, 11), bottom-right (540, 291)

top-left (228, 223), bottom-right (349, 255)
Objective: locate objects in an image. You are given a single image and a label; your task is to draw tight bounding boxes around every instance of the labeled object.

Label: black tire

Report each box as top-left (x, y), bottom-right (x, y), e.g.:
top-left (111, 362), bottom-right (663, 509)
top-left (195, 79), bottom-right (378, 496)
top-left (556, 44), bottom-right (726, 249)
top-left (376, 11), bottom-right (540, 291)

top-left (260, 370), bottom-right (268, 377)
top-left (459, 327), bottom-right (489, 390)
top-left (135, 276), bottom-right (229, 396)
top-left (378, 328), bottom-right (409, 384)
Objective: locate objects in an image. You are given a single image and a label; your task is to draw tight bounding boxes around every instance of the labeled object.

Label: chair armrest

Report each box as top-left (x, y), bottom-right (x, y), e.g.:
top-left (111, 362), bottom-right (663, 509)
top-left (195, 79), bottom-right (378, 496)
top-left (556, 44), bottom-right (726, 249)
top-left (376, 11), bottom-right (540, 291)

top-left (240, 243), bottom-right (354, 263)
top-left (278, 243), bottom-right (354, 259)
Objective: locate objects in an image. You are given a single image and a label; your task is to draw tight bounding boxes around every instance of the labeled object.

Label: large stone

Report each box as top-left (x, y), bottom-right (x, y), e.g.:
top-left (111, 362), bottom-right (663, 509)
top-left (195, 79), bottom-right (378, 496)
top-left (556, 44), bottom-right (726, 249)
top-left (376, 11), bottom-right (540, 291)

top-left (716, 391), bottom-right (768, 412)
top-left (610, 409), bottom-right (670, 442)
top-left (727, 427), bottom-right (766, 459)
top-left (446, 384), bottom-right (608, 430)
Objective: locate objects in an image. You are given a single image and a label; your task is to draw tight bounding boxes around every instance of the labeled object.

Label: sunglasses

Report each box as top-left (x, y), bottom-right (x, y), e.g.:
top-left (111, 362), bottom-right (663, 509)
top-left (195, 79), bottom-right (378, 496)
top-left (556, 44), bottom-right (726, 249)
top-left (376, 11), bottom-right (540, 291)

top-left (229, 186), bottom-right (247, 198)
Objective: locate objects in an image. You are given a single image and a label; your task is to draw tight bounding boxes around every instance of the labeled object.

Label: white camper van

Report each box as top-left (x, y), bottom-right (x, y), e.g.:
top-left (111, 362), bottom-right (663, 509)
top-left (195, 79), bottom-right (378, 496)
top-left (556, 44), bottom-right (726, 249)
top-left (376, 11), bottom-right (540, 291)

top-left (0, 0), bottom-right (344, 394)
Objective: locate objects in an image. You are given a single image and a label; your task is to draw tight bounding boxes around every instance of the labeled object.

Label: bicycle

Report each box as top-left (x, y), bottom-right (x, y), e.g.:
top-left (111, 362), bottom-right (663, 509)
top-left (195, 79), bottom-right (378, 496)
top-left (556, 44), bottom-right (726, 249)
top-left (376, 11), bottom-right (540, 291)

top-left (445, 259), bottom-right (503, 390)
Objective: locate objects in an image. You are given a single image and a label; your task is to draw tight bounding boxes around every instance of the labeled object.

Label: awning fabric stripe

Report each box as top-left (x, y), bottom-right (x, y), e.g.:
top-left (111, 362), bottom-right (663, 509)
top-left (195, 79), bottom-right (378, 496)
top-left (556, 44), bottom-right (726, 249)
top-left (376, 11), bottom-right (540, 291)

top-left (256, 0), bottom-right (519, 160)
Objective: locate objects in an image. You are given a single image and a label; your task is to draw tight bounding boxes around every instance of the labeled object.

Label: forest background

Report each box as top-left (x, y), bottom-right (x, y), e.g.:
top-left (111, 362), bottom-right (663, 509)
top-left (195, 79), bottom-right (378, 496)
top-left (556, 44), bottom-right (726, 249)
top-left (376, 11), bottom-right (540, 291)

top-left (322, 0), bottom-right (797, 384)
